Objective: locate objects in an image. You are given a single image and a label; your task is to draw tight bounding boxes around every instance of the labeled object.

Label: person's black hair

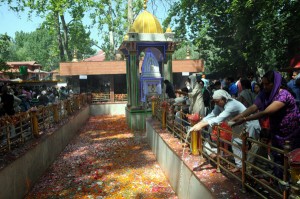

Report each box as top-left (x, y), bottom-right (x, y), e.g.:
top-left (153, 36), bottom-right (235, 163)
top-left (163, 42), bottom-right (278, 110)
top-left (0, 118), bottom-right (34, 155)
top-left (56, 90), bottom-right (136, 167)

top-left (214, 81), bottom-right (221, 87)
top-left (163, 79), bottom-right (170, 84)
top-left (198, 79), bottom-right (204, 85)
top-left (226, 77), bottom-right (234, 82)
top-left (1, 85), bottom-right (8, 94)
top-left (181, 87), bottom-right (189, 93)
top-left (253, 82), bottom-right (262, 90)
top-left (240, 78), bottom-right (252, 90)
top-left (196, 75), bottom-right (202, 82)
top-left (247, 72), bottom-right (255, 79)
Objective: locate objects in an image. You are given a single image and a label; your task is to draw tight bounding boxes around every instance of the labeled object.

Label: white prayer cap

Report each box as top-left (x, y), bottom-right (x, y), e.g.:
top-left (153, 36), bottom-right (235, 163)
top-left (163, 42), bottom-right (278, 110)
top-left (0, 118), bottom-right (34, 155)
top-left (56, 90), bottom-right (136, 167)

top-left (212, 89), bottom-right (232, 100)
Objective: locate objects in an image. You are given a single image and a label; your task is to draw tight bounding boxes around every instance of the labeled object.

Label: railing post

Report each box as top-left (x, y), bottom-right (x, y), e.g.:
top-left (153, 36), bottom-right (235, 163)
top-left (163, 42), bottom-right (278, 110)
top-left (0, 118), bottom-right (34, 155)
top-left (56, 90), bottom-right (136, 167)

top-left (6, 124), bottom-right (11, 151)
top-left (188, 114), bottom-right (200, 156)
top-left (216, 126), bottom-right (221, 173)
top-left (52, 103), bottom-right (59, 123)
top-left (283, 141), bottom-right (291, 199)
top-left (161, 101), bottom-right (167, 129)
top-left (289, 147), bottom-right (300, 198)
top-left (77, 95), bottom-right (81, 110)
top-left (151, 97), bottom-right (157, 118)
top-left (66, 99), bottom-right (71, 116)
top-left (87, 92), bottom-right (92, 104)
top-left (30, 109), bottom-right (39, 138)
top-left (241, 130), bottom-right (248, 193)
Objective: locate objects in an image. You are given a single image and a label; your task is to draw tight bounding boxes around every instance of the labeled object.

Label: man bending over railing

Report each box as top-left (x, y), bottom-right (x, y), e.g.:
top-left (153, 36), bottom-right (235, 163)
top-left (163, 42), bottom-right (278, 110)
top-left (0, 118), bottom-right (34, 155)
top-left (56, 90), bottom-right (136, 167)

top-left (189, 89), bottom-right (261, 172)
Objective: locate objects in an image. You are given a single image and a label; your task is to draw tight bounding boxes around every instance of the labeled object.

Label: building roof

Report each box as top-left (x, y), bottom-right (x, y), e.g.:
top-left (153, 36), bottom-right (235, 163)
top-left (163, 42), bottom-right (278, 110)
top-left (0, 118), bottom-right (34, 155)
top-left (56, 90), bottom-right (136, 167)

top-left (84, 51), bottom-right (106, 61)
top-left (6, 61), bottom-right (42, 70)
top-left (7, 61), bottom-right (41, 66)
top-left (59, 59), bottom-right (204, 76)
top-left (7, 61), bottom-right (36, 65)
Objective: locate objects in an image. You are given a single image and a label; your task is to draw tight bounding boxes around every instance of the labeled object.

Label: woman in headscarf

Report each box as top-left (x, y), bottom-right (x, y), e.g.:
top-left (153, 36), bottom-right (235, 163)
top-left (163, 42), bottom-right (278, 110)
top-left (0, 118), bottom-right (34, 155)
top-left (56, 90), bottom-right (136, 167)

top-left (232, 71), bottom-right (300, 149)
top-left (190, 89), bottom-right (261, 172)
top-left (188, 76), bottom-right (205, 117)
top-left (231, 71), bottom-right (300, 176)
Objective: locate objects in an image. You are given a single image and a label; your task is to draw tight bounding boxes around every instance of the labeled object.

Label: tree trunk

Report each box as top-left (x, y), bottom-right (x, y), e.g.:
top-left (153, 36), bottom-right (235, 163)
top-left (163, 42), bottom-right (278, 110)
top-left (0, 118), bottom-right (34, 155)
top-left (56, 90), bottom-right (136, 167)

top-left (55, 11), bottom-right (65, 61)
top-left (109, 30), bottom-right (115, 60)
top-left (60, 15), bottom-right (71, 61)
top-left (128, 0), bottom-right (133, 26)
top-left (108, 4), bottom-right (115, 61)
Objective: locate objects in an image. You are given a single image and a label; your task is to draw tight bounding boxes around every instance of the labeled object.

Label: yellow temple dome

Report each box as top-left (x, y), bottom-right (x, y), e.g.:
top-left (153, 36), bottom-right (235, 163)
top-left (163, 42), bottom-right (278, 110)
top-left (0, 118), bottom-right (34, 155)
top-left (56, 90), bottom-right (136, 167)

top-left (132, 10), bottom-right (163, 33)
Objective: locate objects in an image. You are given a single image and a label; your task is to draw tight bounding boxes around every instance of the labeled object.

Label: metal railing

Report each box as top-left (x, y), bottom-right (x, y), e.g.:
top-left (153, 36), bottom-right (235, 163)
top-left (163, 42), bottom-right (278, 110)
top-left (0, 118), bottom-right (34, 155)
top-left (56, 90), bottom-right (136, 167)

top-left (114, 94), bottom-right (127, 101)
top-left (0, 94), bottom-right (88, 154)
top-left (91, 92), bottom-right (127, 103)
top-left (151, 97), bottom-right (300, 199)
top-left (91, 92), bottom-right (110, 103)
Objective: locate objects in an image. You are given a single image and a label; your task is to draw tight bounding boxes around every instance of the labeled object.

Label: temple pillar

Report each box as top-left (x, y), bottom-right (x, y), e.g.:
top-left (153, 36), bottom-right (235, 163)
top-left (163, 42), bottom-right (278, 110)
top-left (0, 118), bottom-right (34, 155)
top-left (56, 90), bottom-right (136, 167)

top-left (125, 55), bottom-right (131, 107)
top-left (129, 51), bottom-right (139, 108)
top-left (164, 52), bottom-right (173, 83)
top-left (109, 75), bottom-right (115, 102)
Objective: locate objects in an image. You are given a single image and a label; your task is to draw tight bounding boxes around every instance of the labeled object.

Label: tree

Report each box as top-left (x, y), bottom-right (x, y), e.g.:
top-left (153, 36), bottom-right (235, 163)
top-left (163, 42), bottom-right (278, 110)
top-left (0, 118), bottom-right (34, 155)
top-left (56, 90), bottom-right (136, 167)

top-left (90, 0), bottom-right (174, 60)
top-left (12, 29), bottom-right (59, 71)
top-left (0, 34), bottom-right (12, 72)
top-left (0, 34), bottom-right (12, 61)
top-left (164, 0), bottom-right (300, 76)
top-left (3, 0), bottom-right (95, 62)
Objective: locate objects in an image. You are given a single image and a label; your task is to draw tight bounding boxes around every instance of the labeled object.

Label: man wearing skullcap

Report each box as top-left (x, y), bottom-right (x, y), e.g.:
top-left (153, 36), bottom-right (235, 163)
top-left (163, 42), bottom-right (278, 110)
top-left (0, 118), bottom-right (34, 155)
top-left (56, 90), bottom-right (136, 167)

top-left (190, 89), bottom-right (261, 172)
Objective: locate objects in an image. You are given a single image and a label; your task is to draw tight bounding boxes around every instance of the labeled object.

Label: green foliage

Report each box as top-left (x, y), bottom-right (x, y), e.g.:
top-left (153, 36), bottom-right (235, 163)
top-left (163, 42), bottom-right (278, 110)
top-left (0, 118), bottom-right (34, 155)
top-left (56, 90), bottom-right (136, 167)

top-left (88, 0), bottom-right (144, 60)
top-left (0, 58), bottom-right (9, 72)
top-left (173, 41), bottom-right (199, 60)
top-left (0, 34), bottom-right (12, 61)
top-left (165, 0), bottom-right (300, 77)
top-left (2, 0), bottom-right (96, 68)
top-left (68, 21), bottom-right (96, 60)
top-left (4, 29), bottom-right (57, 70)
top-left (0, 34), bottom-right (12, 72)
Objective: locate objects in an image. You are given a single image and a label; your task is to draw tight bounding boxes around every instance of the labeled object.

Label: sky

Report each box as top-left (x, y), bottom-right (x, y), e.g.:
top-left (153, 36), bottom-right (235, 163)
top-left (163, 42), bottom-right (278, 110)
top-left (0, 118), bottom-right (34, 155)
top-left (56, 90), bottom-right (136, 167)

top-left (0, 2), bottom-right (171, 49)
top-left (0, 3), bottom-right (100, 46)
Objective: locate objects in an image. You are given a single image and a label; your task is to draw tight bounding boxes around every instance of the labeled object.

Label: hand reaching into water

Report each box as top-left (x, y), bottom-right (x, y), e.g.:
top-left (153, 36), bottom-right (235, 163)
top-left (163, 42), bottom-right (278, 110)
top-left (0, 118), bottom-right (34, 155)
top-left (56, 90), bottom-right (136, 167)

top-left (189, 120), bottom-right (209, 132)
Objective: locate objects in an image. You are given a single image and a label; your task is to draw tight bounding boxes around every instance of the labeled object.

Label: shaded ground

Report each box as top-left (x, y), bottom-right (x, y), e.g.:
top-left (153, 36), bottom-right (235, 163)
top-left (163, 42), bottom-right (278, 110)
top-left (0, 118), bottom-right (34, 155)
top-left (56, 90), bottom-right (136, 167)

top-left (25, 115), bottom-right (177, 199)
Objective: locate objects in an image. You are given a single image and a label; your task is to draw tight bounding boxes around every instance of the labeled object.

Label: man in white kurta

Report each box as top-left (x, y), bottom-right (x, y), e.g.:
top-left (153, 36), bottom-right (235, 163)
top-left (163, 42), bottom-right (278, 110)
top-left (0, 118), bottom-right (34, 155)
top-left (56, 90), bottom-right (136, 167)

top-left (190, 89), bottom-right (261, 171)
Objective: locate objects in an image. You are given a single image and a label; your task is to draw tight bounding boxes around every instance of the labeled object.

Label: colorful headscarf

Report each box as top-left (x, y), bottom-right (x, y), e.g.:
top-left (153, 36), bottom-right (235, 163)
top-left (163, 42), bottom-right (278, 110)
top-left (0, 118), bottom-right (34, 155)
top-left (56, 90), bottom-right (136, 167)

top-left (255, 71), bottom-right (282, 110)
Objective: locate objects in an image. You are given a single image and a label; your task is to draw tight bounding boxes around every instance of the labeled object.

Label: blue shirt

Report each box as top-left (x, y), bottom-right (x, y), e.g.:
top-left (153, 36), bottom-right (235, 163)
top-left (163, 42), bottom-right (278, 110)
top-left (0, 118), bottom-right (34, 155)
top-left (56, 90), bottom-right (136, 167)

top-left (229, 83), bottom-right (238, 97)
top-left (287, 79), bottom-right (300, 103)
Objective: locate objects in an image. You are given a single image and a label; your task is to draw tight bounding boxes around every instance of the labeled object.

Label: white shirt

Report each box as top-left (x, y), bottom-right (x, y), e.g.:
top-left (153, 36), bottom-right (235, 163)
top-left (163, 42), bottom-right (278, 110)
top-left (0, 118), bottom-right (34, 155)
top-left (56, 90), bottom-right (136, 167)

top-left (203, 98), bottom-right (260, 139)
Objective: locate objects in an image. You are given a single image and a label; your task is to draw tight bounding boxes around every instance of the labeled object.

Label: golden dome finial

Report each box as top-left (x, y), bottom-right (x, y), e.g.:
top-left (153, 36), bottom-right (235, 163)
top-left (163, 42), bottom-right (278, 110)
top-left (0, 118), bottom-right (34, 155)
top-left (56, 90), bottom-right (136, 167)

top-left (72, 48), bottom-right (78, 62)
top-left (129, 25), bottom-right (136, 33)
top-left (165, 25), bottom-right (172, 33)
top-left (124, 34), bottom-right (129, 41)
top-left (143, 0), bottom-right (148, 10)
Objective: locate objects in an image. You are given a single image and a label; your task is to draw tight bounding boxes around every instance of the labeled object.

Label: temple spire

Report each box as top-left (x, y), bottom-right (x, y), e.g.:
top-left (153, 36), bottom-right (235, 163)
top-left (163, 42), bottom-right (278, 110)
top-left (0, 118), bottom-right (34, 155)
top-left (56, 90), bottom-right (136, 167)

top-left (143, 0), bottom-right (148, 10)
